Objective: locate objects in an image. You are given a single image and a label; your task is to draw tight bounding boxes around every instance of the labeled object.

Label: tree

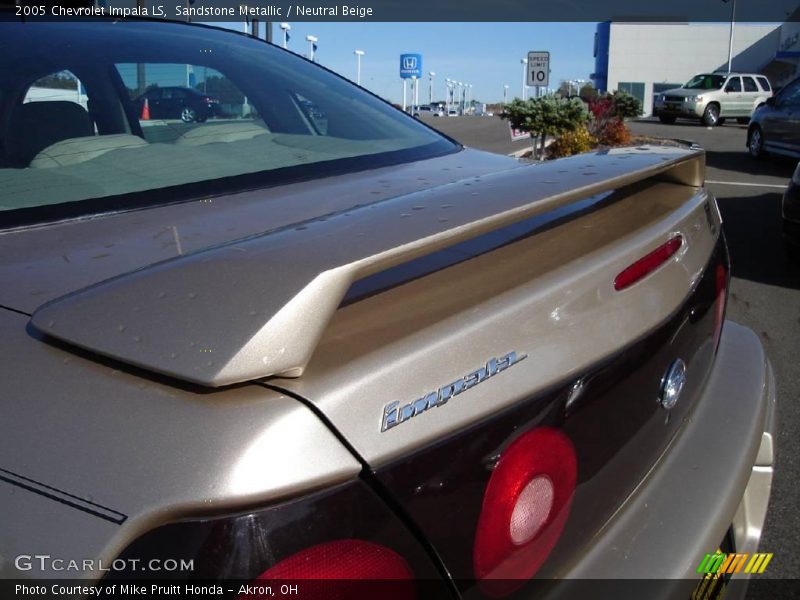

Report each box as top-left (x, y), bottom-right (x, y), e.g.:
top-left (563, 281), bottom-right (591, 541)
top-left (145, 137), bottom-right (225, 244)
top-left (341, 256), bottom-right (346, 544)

top-left (502, 95), bottom-right (590, 160)
top-left (579, 82), bottom-right (598, 102)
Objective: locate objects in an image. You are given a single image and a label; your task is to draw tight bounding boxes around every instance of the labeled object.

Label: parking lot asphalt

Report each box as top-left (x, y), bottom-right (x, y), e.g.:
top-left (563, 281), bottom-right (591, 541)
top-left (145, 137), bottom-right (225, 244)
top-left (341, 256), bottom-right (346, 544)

top-left (431, 115), bottom-right (799, 579)
top-left (420, 114), bottom-right (531, 156)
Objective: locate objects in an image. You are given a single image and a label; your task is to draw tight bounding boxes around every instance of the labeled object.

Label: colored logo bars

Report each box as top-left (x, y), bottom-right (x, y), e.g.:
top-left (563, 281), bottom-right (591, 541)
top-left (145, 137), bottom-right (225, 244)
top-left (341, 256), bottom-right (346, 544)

top-left (697, 552), bottom-right (773, 575)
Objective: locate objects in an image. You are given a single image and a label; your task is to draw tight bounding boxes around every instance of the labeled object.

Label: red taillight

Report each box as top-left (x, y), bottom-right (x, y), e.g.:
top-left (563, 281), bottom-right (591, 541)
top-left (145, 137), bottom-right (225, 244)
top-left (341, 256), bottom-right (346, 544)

top-left (238, 539), bottom-right (414, 600)
top-left (473, 427), bottom-right (577, 597)
top-left (713, 262), bottom-right (727, 347)
top-left (614, 236), bottom-right (683, 291)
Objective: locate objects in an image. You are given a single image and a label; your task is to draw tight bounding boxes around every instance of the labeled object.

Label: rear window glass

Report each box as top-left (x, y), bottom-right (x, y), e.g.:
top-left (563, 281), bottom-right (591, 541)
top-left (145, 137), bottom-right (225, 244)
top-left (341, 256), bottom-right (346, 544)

top-left (742, 77), bottom-right (758, 93)
top-left (756, 77), bottom-right (771, 92)
top-left (0, 20), bottom-right (455, 224)
top-left (725, 77), bottom-right (742, 92)
top-left (23, 70), bottom-right (87, 108)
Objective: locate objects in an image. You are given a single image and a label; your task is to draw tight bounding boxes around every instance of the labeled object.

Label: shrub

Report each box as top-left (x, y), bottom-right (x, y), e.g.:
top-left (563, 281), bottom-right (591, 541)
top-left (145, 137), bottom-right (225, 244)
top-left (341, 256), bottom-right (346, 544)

top-left (597, 118), bottom-right (631, 146)
top-left (587, 96), bottom-right (613, 139)
top-left (609, 90), bottom-right (642, 120)
top-left (502, 95), bottom-right (590, 159)
top-left (587, 91), bottom-right (638, 147)
top-left (548, 126), bottom-right (597, 158)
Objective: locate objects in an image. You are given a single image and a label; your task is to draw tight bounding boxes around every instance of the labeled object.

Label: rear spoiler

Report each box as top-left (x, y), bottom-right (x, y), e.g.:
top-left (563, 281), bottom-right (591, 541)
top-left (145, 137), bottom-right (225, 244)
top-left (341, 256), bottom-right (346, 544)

top-left (31, 146), bottom-right (704, 387)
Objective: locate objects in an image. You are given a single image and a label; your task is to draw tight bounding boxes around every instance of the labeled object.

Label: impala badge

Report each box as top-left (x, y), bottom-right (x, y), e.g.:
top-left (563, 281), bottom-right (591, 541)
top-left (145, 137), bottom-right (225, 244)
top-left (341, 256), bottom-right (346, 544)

top-left (381, 351), bottom-right (527, 432)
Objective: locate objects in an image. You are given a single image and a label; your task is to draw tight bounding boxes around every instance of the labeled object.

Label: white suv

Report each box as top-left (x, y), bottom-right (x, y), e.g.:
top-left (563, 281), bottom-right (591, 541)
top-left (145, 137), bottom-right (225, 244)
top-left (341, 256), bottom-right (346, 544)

top-left (653, 72), bottom-right (772, 126)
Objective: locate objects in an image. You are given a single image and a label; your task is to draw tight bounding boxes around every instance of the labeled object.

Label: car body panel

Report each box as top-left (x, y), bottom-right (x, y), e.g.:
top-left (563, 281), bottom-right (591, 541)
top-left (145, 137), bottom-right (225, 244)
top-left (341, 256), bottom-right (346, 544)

top-left (750, 77), bottom-right (800, 158)
top-left (273, 173), bottom-right (721, 466)
top-left (0, 478), bottom-right (121, 579)
top-left (360, 238), bottom-right (728, 591)
top-left (561, 322), bottom-right (774, 579)
top-left (29, 146), bottom-right (704, 387)
top-left (783, 163), bottom-right (800, 246)
top-left (0, 308), bottom-right (360, 580)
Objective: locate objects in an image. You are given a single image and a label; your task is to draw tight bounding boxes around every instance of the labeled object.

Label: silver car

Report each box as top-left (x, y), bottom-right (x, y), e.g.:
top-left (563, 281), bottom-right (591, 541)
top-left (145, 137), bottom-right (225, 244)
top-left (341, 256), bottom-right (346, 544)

top-left (0, 16), bottom-right (776, 600)
top-left (654, 72), bottom-right (772, 126)
top-left (748, 76), bottom-right (800, 159)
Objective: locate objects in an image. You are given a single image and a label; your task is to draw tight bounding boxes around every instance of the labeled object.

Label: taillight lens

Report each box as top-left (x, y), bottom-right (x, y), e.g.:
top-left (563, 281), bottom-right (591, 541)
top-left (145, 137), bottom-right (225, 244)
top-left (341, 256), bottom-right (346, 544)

top-left (239, 540), bottom-right (413, 600)
top-left (614, 236), bottom-right (683, 291)
top-left (103, 480), bottom-right (447, 597)
top-left (473, 427), bottom-right (577, 597)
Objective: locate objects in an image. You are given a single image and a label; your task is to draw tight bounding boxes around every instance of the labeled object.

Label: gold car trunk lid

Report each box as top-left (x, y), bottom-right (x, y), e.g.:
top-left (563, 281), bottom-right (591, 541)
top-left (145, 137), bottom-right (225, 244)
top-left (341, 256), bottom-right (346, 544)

top-left (31, 146), bottom-right (705, 388)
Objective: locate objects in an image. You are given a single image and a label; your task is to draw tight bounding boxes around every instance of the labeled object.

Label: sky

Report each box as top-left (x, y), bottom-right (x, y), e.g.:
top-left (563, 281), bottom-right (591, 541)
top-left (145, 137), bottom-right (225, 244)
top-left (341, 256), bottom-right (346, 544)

top-left (210, 22), bottom-right (599, 104)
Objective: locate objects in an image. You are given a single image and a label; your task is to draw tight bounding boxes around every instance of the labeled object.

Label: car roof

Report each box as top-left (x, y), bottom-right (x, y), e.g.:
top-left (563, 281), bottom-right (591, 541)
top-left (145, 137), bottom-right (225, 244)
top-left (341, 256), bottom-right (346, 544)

top-left (710, 72), bottom-right (765, 76)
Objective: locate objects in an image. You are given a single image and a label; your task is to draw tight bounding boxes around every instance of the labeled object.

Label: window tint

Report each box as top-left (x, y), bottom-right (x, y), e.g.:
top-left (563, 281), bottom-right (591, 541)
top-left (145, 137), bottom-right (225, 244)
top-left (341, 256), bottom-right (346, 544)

top-left (0, 20), bottom-right (454, 223)
top-left (756, 77), bottom-right (771, 92)
top-left (742, 77), bottom-right (758, 93)
top-left (725, 77), bottom-right (742, 92)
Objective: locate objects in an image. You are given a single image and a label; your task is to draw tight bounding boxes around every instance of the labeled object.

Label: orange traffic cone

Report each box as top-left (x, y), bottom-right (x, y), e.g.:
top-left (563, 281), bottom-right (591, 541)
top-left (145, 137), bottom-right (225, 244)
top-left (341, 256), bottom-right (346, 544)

top-left (141, 98), bottom-right (151, 121)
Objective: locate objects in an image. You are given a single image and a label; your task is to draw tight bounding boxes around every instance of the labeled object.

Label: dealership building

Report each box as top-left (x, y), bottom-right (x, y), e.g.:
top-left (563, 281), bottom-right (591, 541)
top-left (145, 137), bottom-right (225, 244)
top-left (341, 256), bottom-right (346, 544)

top-left (592, 19), bottom-right (800, 116)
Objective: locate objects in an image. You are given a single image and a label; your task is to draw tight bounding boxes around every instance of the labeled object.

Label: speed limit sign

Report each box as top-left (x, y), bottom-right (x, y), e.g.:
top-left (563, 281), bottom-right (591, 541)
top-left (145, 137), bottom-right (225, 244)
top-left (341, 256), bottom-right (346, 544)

top-left (526, 51), bottom-right (550, 87)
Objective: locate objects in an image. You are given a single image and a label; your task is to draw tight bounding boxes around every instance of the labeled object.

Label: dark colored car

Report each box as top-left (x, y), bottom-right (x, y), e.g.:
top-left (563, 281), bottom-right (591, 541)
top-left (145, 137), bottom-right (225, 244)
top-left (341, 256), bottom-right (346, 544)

top-left (783, 162), bottom-right (800, 257)
top-left (133, 86), bottom-right (220, 122)
top-left (748, 76), bottom-right (800, 158)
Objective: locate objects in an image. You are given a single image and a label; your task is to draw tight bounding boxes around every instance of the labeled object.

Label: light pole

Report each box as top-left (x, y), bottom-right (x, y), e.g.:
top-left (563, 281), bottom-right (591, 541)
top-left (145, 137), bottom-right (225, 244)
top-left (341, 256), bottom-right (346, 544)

top-left (503, 84), bottom-right (509, 105)
top-left (468, 84), bottom-right (473, 112)
top-left (521, 58), bottom-right (528, 101)
top-left (354, 50), bottom-right (365, 85)
top-left (306, 35), bottom-right (317, 62)
top-left (279, 22), bottom-right (290, 49)
top-left (726, 0), bottom-right (737, 72)
top-left (429, 72), bottom-right (435, 106)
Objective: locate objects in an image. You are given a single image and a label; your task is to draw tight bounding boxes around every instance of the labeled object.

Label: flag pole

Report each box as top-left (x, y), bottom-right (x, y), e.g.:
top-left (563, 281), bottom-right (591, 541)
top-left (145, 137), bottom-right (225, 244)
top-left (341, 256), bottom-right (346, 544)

top-left (726, 0), bottom-right (736, 73)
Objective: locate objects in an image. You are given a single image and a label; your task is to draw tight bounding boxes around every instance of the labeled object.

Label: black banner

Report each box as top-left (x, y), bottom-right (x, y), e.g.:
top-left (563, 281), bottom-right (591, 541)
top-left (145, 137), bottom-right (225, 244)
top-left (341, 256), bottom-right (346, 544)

top-left (3, 579), bottom-right (800, 600)
top-left (3, 0), bottom-right (800, 22)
